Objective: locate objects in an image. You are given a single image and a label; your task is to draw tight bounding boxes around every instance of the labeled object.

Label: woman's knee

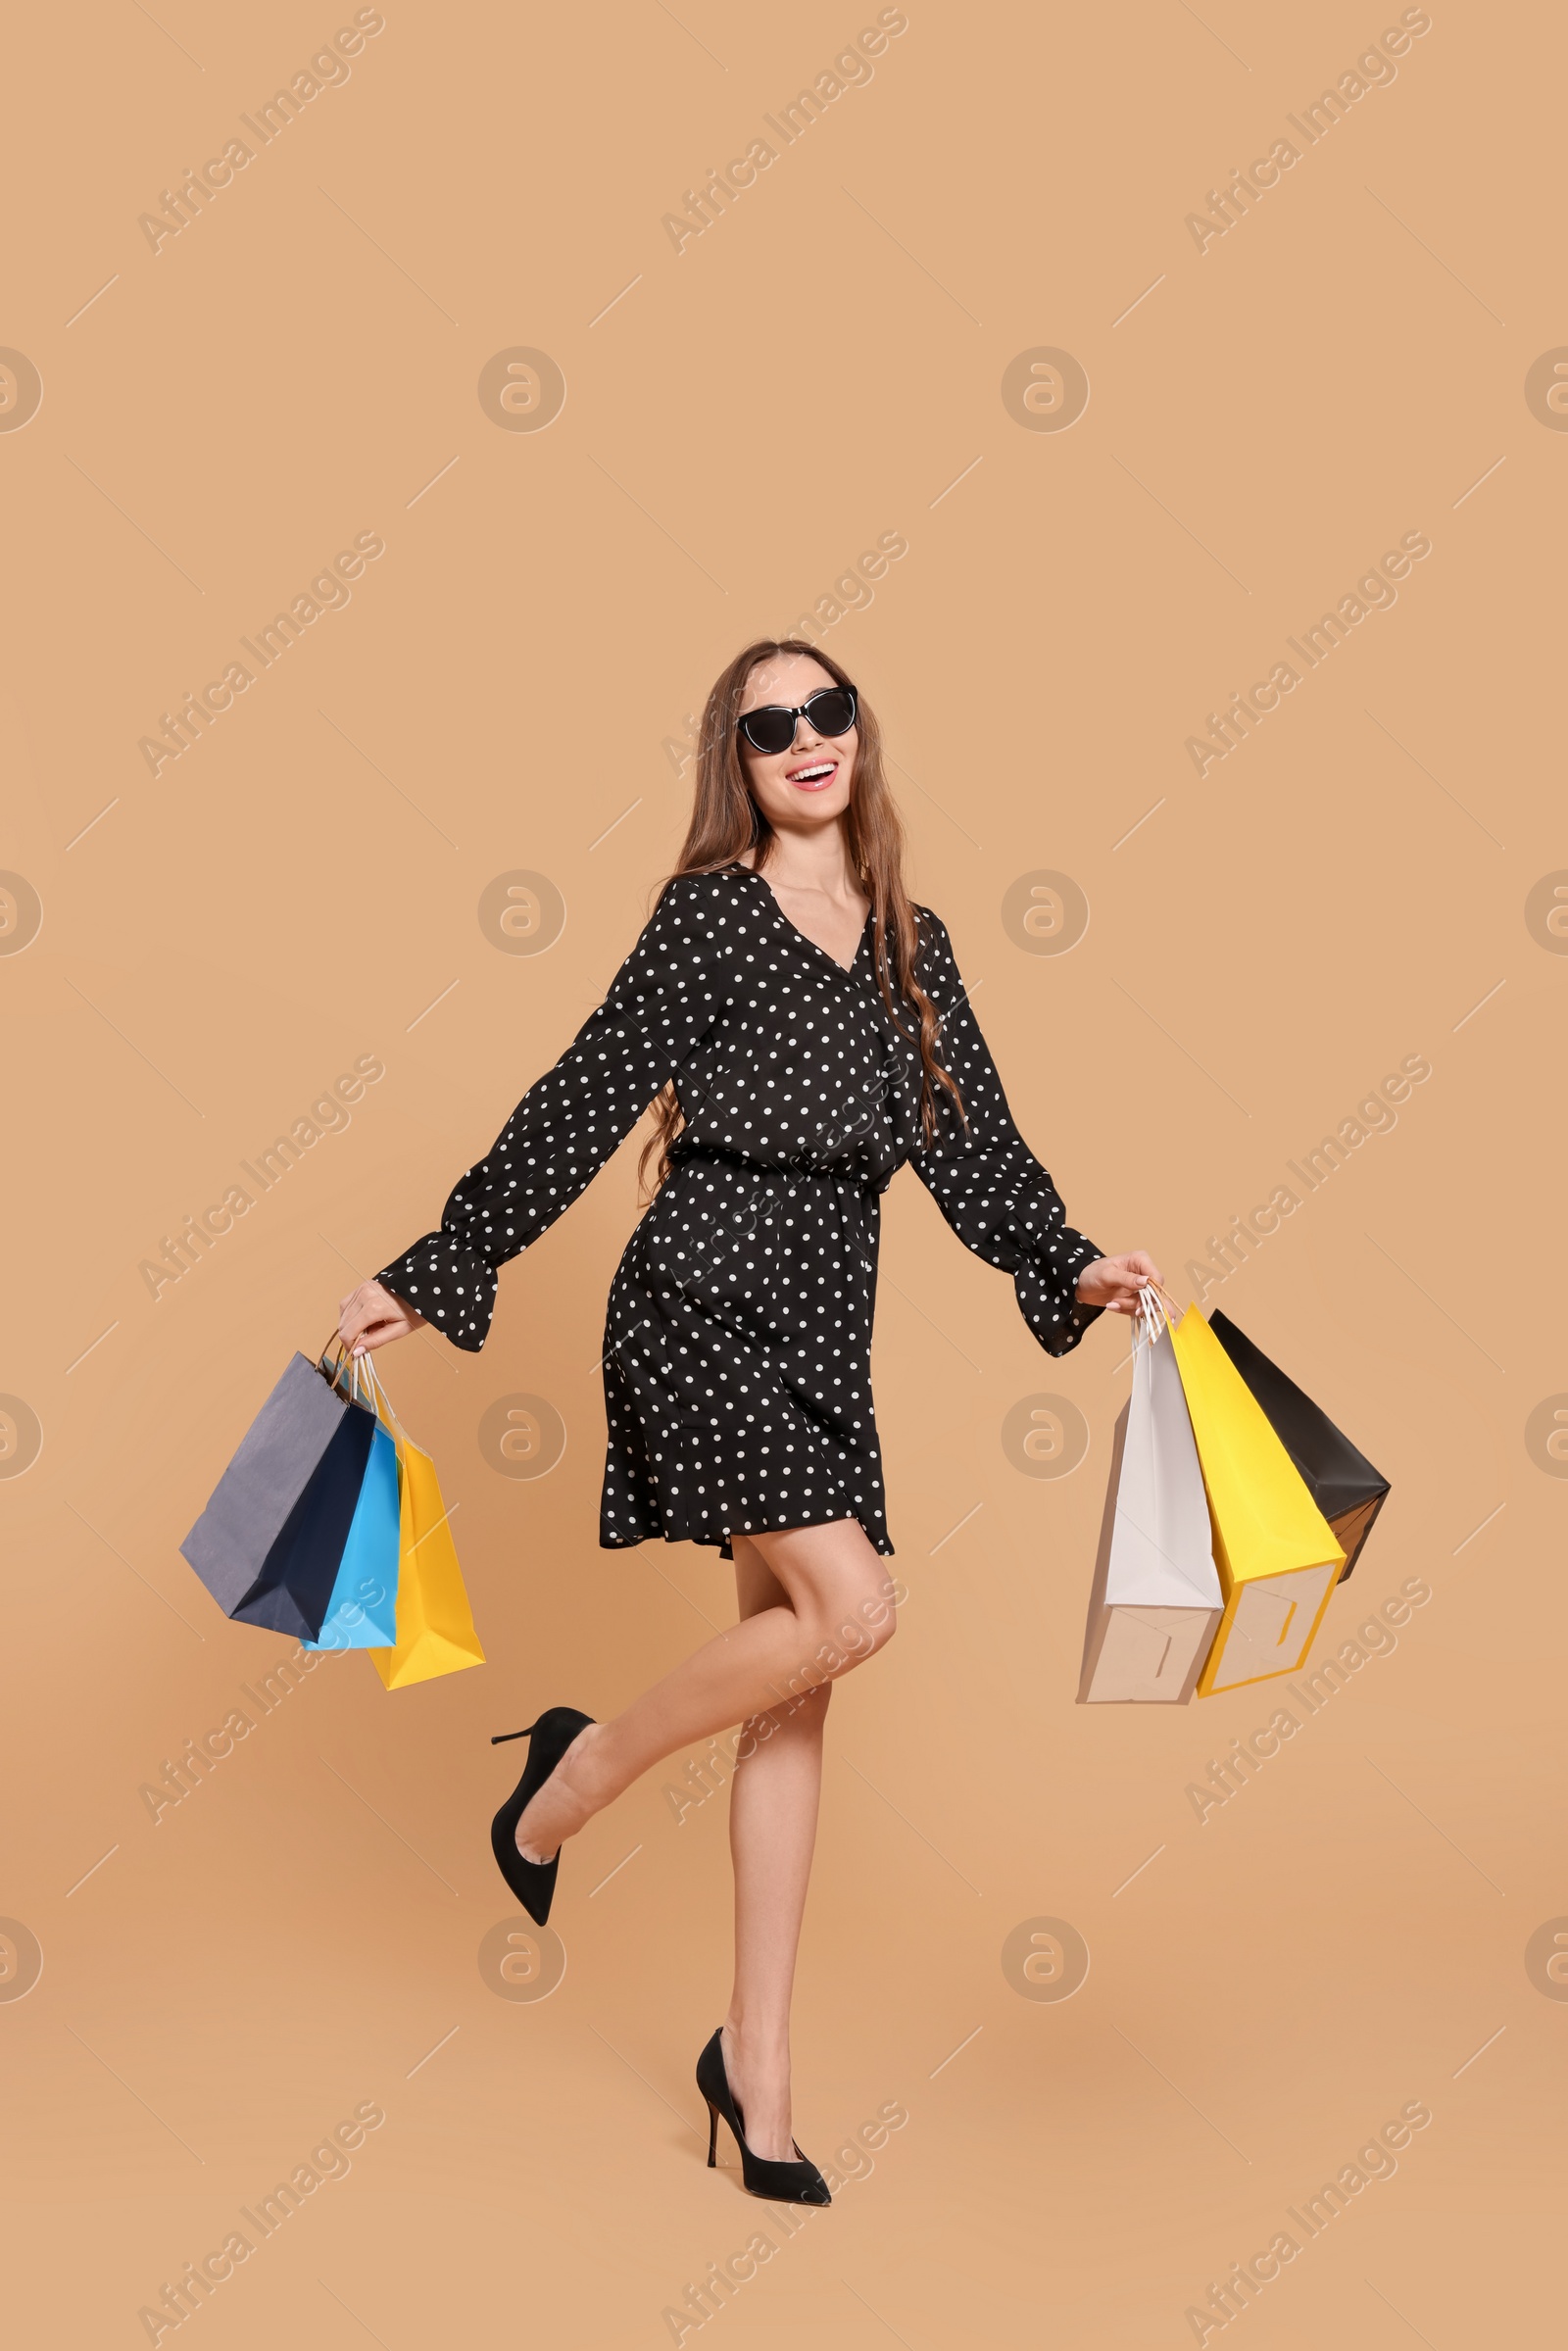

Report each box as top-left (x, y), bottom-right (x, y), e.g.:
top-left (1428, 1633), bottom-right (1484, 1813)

top-left (751, 1525), bottom-right (900, 1681)
top-left (848, 1570), bottom-right (900, 1658)
top-left (805, 1568), bottom-right (899, 1673)
top-left (745, 1678), bottom-right (831, 1746)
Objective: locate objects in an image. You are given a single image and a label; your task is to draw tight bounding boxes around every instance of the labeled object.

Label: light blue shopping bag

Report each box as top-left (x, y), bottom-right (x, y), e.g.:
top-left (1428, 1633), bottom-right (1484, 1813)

top-left (303, 1418), bottom-right (401, 1650)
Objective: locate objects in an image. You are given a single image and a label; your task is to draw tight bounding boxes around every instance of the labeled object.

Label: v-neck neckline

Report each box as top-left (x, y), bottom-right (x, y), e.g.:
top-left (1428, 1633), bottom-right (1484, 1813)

top-left (733, 864), bottom-right (872, 976)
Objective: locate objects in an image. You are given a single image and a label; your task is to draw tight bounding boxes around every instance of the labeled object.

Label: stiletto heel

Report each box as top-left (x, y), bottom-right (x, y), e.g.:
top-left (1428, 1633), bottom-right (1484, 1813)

top-left (694, 2029), bottom-right (831, 2205)
top-left (489, 1706), bottom-right (594, 1926)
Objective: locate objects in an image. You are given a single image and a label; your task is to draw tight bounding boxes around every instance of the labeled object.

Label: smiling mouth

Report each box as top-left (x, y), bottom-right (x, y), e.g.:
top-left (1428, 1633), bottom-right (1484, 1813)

top-left (786, 760), bottom-right (838, 788)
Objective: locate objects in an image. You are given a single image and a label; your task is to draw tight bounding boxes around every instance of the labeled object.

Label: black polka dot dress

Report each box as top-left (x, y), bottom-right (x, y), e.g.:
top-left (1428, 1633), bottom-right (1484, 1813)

top-left (376, 865), bottom-right (1106, 1557)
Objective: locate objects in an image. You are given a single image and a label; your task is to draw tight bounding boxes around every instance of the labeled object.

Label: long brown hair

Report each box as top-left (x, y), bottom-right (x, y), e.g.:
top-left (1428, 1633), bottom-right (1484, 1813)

top-left (640, 639), bottom-right (964, 1195)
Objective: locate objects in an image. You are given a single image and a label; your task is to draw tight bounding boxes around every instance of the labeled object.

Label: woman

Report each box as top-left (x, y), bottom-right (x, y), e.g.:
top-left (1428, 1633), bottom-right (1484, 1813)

top-left (337, 639), bottom-right (1160, 2202)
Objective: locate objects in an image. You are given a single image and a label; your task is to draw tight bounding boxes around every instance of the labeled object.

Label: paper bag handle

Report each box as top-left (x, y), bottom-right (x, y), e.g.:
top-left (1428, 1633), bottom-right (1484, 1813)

top-left (317, 1331), bottom-right (419, 1452)
top-left (320, 1336), bottom-right (381, 1417)
top-left (348, 1347), bottom-right (419, 1451)
top-left (1134, 1281), bottom-right (1184, 1348)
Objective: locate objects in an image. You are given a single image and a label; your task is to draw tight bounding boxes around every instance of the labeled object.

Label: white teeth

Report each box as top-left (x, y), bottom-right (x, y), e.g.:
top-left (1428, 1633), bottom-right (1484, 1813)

top-left (791, 764), bottom-right (833, 781)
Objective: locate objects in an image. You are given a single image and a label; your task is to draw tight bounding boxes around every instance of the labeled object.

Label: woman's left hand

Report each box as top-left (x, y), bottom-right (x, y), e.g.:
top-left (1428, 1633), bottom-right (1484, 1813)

top-left (1075, 1250), bottom-right (1164, 1316)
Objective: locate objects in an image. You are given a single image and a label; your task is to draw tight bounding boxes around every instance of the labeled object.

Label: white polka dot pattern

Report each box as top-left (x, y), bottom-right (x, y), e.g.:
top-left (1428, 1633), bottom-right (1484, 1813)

top-left (376, 865), bottom-right (1105, 1557)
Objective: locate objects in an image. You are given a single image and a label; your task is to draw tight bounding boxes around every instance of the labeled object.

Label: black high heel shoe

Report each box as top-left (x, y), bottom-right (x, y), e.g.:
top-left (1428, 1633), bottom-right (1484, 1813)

top-left (490, 1707), bottom-right (594, 1926)
top-left (696, 2028), bottom-right (831, 2205)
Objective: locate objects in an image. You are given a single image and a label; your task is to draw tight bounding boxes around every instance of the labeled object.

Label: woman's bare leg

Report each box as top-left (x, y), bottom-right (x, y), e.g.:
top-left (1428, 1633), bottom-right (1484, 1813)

top-left (511, 1516), bottom-right (896, 1870)
top-left (720, 1540), bottom-right (829, 2162)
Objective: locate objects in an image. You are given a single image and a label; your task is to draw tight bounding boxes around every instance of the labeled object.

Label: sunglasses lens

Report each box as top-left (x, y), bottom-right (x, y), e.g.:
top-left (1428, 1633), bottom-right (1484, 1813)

top-left (742, 708), bottom-right (797, 755)
top-left (806, 688), bottom-right (856, 737)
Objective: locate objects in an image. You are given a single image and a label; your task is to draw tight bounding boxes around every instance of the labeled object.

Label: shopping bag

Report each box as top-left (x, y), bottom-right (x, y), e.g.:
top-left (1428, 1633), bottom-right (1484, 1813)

top-left (303, 1416), bottom-right (401, 1651)
top-left (1207, 1309), bottom-right (1390, 1582)
top-left (1167, 1303), bottom-right (1346, 1696)
top-left (1079, 1293), bottom-right (1222, 1703)
top-left (355, 1358), bottom-right (485, 1690)
top-left (180, 1349), bottom-right (377, 1639)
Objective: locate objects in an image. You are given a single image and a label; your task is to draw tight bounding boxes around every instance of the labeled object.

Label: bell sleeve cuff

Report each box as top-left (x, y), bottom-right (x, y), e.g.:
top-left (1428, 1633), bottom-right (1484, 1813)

top-left (375, 1230), bottom-right (498, 1354)
top-left (1015, 1224), bottom-right (1107, 1359)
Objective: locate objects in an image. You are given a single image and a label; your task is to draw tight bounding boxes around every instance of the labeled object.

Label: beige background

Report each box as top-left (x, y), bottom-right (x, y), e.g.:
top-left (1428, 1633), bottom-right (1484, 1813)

top-left (3, 2), bottom-right (1564, 2343)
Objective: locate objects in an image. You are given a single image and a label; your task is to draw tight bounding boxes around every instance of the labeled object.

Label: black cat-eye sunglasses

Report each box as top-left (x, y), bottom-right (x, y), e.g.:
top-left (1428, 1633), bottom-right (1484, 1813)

top-left (737, 685), bottom-right (858, 758)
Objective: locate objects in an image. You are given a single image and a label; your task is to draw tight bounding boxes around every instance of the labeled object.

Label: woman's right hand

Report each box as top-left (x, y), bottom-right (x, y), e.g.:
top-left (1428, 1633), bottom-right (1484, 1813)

top-left (337, 1278), bottom-right (427, 1355)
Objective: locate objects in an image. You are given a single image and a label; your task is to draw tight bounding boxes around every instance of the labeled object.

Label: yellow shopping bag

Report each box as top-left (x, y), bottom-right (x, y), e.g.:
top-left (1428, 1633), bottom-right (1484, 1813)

top-left (354, 1359), bottom-right (485, 1690)
top-left (1167, 1304), bottom-right (1345, 1697)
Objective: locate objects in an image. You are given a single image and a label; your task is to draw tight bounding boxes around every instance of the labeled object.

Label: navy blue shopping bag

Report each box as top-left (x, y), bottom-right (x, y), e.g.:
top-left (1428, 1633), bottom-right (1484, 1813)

top-left (180, 1349), bottom-right (377, 1640)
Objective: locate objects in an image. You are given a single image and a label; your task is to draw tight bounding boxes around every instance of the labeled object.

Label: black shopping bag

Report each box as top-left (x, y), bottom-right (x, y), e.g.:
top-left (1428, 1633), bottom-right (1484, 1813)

top-left (181, 1351), bottom-right (376, 1639)
top-left (1206, 1309), bottom-right (1390, 1581)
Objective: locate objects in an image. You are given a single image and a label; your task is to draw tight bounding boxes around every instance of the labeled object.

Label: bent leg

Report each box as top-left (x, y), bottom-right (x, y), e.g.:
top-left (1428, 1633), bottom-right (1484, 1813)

top-left (513, 1516), bottom-right (896, 1861)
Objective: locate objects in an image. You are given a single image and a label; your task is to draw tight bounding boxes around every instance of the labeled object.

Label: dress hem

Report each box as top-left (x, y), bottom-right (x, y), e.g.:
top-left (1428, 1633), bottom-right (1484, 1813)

top-left (600, 1510), bottom-right (896, 1561)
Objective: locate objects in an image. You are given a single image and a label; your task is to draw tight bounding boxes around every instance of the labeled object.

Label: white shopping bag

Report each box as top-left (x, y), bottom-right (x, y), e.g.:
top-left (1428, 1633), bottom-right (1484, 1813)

top-left (1078, 1291), bottom-right (1223, 1703)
